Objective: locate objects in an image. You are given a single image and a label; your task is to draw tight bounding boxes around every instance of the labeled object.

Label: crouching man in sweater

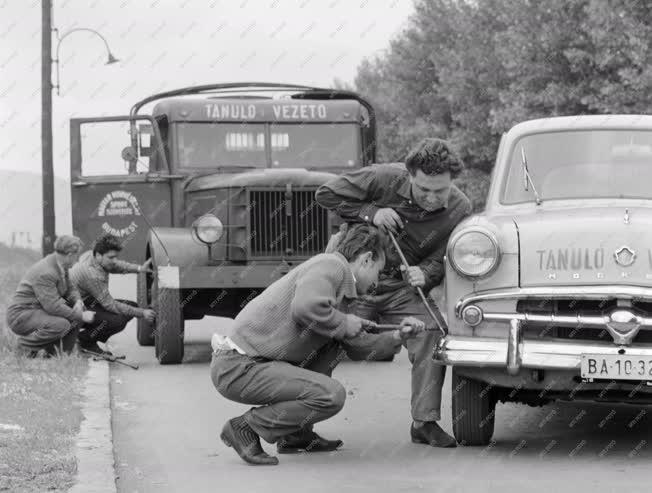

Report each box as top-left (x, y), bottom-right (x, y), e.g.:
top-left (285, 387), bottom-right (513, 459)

top-left (211, 223), bottom-right (424, 466)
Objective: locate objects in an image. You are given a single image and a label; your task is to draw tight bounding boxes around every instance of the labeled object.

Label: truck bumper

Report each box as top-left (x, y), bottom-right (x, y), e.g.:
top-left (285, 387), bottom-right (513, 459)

top-left (434, 335), bottom-right (652, 372)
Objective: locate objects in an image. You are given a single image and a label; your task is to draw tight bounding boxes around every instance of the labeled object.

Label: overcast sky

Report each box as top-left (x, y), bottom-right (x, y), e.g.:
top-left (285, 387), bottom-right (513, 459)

top-left (0, 0), bottom-right (414, 179)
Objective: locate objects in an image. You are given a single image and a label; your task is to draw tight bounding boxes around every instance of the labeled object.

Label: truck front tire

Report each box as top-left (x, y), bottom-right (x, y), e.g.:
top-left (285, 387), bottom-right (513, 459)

top-left (136, 271), bottom-right (155, 346)
top-left (451, 369), bottom-right (496, 446)
top-left (152, 274), bottom-right (185, 364)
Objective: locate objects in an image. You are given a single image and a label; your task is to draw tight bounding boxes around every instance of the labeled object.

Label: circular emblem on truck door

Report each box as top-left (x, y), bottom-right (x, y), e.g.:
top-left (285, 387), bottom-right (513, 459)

top-left (614, 246), bottom-right (636, 267)
top-left (97, 190), bottom-right (141, 238)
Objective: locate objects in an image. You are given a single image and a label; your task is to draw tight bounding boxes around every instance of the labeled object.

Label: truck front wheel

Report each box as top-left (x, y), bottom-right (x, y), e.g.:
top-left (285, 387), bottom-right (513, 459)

top-left (136, 271), bottom-right (154, 346)
top-left (152, 273), bottom-right (185, 364)
top-left (451, 369), bottom-right (496, 446)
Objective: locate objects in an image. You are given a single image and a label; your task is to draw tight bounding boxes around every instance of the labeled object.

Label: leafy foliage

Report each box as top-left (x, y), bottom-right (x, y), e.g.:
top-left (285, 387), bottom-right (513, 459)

top-left (354, 0), bottom-right (652, 208)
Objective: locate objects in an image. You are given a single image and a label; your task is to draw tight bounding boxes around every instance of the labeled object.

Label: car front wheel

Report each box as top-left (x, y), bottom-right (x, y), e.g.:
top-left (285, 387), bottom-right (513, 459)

top-left (451, 368), bottom-right (496, 446)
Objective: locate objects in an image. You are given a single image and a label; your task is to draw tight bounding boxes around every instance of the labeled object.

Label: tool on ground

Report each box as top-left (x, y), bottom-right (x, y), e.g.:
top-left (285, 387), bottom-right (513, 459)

top-left (386, 230), bottom-right (447, 337)
top-left (80, 348), bottom-right (139, 370)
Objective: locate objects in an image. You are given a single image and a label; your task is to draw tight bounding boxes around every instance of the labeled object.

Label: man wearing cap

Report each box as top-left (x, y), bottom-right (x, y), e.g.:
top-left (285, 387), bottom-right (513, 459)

top-left (6, 235), bottom-right (96, 356)
top-left (316, 138), bottom-right (473, 448)
top-left (70, 233), bottom-right (156, 355)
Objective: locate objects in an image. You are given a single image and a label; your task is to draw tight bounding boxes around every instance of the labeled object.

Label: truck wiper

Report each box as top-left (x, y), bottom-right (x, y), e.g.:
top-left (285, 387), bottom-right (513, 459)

top-left (520, 146), bottom-right (542, 206)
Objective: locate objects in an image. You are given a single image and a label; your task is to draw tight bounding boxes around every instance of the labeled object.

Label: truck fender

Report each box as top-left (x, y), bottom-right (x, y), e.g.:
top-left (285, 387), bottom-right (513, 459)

top-left (146, 227), bottom-right (211, 269)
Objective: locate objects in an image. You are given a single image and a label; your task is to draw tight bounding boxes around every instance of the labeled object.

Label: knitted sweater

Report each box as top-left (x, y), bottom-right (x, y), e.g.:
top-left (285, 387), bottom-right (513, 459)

top-left (229, 252), bottom-right (361, 363)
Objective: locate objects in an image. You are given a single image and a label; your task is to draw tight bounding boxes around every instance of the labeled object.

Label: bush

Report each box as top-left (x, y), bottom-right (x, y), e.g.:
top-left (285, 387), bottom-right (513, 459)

top-left (454, 168), bottom-right (491, 212)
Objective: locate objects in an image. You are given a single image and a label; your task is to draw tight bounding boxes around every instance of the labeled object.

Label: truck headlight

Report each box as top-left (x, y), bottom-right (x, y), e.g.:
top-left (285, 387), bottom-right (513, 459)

top-left (192, 214), bottom-right (224, 244)
top-left (448, 228), bottom-right (500, 278)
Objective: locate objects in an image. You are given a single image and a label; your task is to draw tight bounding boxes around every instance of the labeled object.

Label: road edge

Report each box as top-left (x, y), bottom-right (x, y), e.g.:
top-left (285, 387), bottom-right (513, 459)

top-left (69, 359), bottom-right (117, 493)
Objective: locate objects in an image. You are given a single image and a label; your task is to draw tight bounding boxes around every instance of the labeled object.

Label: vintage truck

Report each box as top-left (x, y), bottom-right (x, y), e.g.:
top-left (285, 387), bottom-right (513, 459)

top-left (69, 82), bottom-right (376, 364)
top-left (436, 115), bottom-right (652, 445)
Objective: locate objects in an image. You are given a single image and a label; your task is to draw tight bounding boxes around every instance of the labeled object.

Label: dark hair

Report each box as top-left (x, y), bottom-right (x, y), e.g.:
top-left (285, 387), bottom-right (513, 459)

top-left (336, 223), bottom-right (387, 262)
top-left (93, 234), bottom-right (123, 256)
top-left (405, 138), bottom-right (464, 178)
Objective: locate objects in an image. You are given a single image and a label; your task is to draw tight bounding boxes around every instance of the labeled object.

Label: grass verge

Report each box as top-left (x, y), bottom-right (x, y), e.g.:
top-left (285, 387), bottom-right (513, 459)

top-left (0, 244), bottom-right (89, 492)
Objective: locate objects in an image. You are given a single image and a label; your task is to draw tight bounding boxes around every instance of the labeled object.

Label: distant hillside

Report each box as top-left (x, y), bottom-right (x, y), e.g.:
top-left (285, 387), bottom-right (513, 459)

top-left (0, 171), bottom-right (71, 250)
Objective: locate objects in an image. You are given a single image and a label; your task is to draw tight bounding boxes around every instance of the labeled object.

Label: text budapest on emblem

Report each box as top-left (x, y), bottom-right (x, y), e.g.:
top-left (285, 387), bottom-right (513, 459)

top-left (97, 190), bottom-right (141, 238)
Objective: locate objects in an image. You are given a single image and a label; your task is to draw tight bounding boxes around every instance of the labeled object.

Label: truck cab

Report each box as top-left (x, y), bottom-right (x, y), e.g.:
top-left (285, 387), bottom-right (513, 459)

top-left (70, 82), bottom-right (376, 364)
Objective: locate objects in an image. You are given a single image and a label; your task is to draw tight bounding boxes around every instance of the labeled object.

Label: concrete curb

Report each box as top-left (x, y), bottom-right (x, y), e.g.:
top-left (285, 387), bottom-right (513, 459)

top-left (70, 359), bottom-right (117, 493)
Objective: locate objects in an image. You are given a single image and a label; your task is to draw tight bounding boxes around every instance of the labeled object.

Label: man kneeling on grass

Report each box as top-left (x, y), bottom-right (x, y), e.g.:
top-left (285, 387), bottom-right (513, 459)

top-left (211, 223), bottom-right (425, 466)
top-left (6, 235), bottom-right (95, 357)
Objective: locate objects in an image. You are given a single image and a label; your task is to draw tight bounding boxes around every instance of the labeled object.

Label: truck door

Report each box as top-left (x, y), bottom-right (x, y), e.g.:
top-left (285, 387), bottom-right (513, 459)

top-left (70, 116), bottom-right (174, 262)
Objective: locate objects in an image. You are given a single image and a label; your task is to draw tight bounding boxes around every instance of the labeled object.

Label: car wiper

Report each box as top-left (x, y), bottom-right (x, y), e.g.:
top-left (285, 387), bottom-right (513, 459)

top-left (520, 146), bottom-right (542, 205)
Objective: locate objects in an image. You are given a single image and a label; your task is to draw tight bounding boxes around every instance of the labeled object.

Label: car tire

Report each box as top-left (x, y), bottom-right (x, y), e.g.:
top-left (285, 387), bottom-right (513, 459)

top-left (451, 368), bottom-right (496, 446)
top-left (136, 271), bottom-right (154, 346)
top-left (152, 272), bottom-right (185, 364)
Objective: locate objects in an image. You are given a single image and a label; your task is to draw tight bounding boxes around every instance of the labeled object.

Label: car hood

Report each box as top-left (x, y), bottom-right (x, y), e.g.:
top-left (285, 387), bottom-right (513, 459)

top-left (184, 168), bottom-right (337, 192)
top-left (516, 207), bottom-right (652, 287)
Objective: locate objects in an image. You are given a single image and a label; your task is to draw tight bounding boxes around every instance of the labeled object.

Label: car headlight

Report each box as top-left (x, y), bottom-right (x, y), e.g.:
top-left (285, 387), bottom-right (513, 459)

top-left (448, 228), bottom-right (500, 278)
top-left (192, 214), bottom-right (224, 244)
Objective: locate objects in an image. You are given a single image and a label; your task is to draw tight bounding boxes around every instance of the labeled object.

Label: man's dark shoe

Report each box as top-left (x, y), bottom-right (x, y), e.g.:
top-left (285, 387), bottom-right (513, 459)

top-left (277, 430), bottom-right (343, 454)
top-left (411, 422), bottom-right (457, 448)
top-left (220, 417), bottom-right (279, 466)
top-left (80, 342), bottom-right (113, 356)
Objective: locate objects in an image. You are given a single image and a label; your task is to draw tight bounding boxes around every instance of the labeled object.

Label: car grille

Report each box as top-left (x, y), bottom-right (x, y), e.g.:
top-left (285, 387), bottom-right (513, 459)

top-left (518, 298), bottom-right (652, 343)
top-left (248, 190), bottom-right (329, 258)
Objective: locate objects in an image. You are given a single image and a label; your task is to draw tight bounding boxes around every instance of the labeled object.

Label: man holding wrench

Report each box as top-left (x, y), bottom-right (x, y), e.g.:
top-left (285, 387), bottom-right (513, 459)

top-left (316, 138), bottom-right (472, 448)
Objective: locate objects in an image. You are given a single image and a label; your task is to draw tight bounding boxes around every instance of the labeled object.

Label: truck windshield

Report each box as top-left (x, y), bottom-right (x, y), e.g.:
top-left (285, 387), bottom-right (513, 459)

top-left (175, 122), bottom-right (360, 169)
top-left (502, 130), bottom-right (652, 203)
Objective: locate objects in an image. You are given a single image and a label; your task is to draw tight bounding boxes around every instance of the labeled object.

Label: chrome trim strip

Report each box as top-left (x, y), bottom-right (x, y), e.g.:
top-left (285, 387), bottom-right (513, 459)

top-left (455, 285), bottom-right (652, 316)
top-left (480, 311), bottom-right (652, 328)
top-left (434, 336), bottom-right (652, 370)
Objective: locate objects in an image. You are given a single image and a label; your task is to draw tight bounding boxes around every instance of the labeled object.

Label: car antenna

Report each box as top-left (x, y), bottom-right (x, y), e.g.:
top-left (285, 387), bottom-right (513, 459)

top-left (520, 146), bottom-right (542, 205)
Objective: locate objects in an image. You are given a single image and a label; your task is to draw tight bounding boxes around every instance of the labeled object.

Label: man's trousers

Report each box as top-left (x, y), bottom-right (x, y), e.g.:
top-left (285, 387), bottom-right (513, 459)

top-left (211, 342), bottom-right (349, 444)
top-left (345, 285), bottom-right (445, 422)
top-left (78, 298), bottom-right (137, 345)
top-left (6, 306), bottom-right (79, 354)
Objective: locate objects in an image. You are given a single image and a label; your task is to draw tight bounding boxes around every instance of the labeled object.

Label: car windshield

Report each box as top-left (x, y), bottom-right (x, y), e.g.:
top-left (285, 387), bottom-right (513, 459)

top-left (175, 122), bottom-right (360, 169)
top-left (502, 130), bottom-right (652, 203)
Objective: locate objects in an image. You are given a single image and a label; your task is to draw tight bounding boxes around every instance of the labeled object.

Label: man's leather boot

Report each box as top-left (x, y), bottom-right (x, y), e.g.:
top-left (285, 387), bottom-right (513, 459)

top-left (220, 416), bottom-right (279, 465)
top-left (277, 429), bottom-right (343, 454)
top-left (411, 421), bottom-right (457, 448)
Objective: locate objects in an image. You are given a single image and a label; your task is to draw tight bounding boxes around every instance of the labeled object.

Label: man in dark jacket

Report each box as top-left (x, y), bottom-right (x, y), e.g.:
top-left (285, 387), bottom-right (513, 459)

top-left (315, 138), bottom-right (473, 448)
top-left (211, 223), bottom-right (424, 465)
top-left (6, 235), bottom-right (95, 356)
top-left (70, 233), bottom-right (155, 355)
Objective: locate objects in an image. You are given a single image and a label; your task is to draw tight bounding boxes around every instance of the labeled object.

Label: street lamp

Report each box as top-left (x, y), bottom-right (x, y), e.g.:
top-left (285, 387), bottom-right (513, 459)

top-left (52, 27), bottom-right (120, 95)
top-left (41, 0), bottom-right (119, 256)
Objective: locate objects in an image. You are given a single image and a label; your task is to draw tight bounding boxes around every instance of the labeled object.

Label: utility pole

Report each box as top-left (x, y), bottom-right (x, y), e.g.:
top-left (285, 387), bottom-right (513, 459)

top-left (42, 0), bottom-right (55, 256)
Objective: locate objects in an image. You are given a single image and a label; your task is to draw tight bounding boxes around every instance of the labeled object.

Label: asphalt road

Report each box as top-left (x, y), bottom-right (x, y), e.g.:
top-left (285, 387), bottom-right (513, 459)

top-left (108, 276), bottom-right (652, 493)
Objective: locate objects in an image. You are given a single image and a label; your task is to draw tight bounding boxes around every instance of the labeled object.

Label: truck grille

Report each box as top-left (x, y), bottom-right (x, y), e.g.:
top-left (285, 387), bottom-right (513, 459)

top-left (249, 190), bottom-right (329, 258)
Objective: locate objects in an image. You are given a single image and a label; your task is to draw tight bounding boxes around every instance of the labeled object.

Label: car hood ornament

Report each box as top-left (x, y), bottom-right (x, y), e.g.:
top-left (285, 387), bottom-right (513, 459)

top-left (614, 246), bottom-right (636, 267)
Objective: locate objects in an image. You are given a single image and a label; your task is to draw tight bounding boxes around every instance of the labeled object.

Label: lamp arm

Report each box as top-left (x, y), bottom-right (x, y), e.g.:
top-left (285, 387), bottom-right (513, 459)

top-left (53, 28), bottom-right (114, 95)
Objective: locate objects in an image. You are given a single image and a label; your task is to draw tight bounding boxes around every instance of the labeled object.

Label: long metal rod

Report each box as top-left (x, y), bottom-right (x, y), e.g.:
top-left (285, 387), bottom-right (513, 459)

top-left (387, 231), bottom-right (447, 337)
top-left (362, 321), bottom-right (441, 333)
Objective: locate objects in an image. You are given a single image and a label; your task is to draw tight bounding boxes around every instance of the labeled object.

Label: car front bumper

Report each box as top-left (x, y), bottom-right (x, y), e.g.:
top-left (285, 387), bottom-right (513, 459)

top-left (434, 335), bottom-right (652, 372)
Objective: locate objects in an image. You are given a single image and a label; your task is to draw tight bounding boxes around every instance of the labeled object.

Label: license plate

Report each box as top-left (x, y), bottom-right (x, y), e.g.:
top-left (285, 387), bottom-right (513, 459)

top-left (581, 354), bottom-right (652, 380)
